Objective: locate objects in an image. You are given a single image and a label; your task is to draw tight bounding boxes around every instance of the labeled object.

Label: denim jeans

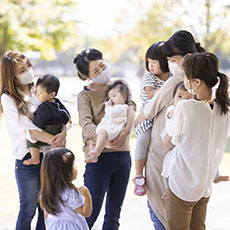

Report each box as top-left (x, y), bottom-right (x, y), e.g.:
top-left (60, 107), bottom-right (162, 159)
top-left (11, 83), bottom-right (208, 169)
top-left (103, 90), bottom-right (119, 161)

top-left (84, 151), bottom-right (131, 230)
top-left (15, 152), bottom-right (45, 230)
top-left (148, 202), bottom-right (165, 230)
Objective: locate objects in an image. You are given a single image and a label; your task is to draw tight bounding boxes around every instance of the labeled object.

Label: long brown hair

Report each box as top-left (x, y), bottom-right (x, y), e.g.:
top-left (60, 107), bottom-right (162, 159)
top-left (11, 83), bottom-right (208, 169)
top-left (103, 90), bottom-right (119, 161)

top-left (40, 148), bottom-right (75, 215)
top-left (183, 52), bottom-right (230, 115)
top-left (0, 51), bottom-right (33, 116)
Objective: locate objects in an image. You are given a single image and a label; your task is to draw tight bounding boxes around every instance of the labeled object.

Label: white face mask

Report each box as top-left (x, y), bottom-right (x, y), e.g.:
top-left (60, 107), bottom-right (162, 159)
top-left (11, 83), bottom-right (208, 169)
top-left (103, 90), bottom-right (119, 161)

top-left (92, 67), bottom-right (110, 84)
top-left (17, 68), bottom-right (34, 85)
top-left (184, 80), bottom-right (197, 95)
top-left (168, 62), bottom-right (184, 77)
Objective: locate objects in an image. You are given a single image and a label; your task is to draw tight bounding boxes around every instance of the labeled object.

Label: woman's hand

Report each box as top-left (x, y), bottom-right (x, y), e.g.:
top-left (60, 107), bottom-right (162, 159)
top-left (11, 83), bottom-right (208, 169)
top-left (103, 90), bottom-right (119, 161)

top-left (110, 129), bottom-right (128, 149)
top-left (50, 130), bottom-right (66, 148)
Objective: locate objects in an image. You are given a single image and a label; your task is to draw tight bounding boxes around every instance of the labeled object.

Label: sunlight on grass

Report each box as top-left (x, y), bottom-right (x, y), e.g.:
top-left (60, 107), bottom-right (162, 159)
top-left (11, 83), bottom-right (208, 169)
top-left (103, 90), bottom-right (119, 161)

top-left (1, 116), bottom-right (230, 218)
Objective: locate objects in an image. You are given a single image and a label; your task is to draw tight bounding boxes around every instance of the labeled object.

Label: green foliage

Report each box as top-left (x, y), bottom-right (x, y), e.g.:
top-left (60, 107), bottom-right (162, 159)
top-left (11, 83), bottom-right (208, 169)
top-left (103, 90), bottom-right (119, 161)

top-left (98, 0), bottom-right (230, 71)
top-left (0, 0), bottom-right (79, 60)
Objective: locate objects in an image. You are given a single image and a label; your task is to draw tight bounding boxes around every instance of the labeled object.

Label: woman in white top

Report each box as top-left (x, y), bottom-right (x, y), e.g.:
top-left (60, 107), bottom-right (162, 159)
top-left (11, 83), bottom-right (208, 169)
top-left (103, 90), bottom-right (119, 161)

top-left (166, 52), bottom-right (230, 230)
top-left (0, 51), bottom-right (66, 230)
top-left (134, 30), bottom-right (205, 229)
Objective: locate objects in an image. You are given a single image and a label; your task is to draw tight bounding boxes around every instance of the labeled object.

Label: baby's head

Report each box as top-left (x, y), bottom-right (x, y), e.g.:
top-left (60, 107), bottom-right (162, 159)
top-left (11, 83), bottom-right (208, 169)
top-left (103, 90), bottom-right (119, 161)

top-left (36, 74), bottom-right (60, 103)
top-left (145, 41), bottom-right (169, 75)
top-left (173, 81), bottom-right (195, 106)
top-left (106, 80), bottom-right (130, 106)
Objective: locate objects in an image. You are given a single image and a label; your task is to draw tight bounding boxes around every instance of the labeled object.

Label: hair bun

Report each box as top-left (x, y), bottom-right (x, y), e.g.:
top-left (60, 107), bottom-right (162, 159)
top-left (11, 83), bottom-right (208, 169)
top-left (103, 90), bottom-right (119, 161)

top-left (73, 56), bottom-right (78, 64)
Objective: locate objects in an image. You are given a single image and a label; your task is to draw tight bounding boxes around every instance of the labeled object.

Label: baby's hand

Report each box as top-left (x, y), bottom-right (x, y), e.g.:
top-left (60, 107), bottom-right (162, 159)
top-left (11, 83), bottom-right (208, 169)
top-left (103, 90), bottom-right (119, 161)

top-left (76, 186), bottom-right (91, 198)
top-left (105, 99), bottom-right (112, 106)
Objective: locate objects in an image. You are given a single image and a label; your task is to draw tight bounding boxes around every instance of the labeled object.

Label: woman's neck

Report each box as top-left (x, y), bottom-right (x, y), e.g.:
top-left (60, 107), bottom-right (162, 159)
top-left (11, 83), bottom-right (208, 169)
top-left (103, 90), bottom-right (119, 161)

top-left (197, 88), bottom-right (212, 102)
top-left (157, 72), bottom-right (170, 82)
top-left (89, 82), bottom-right (108, 91)
top-left (20, 85), bottom-right (31, 96)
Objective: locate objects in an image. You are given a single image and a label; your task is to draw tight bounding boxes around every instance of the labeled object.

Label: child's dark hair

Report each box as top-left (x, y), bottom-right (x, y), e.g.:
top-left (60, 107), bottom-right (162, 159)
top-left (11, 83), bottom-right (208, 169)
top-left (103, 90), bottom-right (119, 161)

top-left (173, 81), bottom-right (187, 98)
top-left (145, 41), bottom-right (169, 73)
top-left (40, 148), bottom-right (75, 215)
top-left (183, 52), bottom-right (230, 115)
top-left (106, 79), bottom-right (130, 104)
top-left (73, 48), bottom-right (103, 80)
top-left (36, 74), bottom-right (60, 96)
top-left (163, 30), bottom-right (206, 57)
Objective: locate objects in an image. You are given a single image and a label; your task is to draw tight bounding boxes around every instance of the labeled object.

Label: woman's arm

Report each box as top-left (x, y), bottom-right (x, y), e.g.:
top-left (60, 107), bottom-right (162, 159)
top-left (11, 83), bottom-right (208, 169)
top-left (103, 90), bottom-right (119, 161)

top-left (29, 125), bottom-right (67, 148)
top-left (29, 130), bottom-right (53, 144)
top-left (145, 86), bottom-right (159, 99)
top-left (50, 126), bottom-right (67, 147)
top-left (77, 92), bottom-right (97, 139)
top-left (110, 105), bottom-right (135, 149)
top-left (134, 110), bottom-right (147, 127)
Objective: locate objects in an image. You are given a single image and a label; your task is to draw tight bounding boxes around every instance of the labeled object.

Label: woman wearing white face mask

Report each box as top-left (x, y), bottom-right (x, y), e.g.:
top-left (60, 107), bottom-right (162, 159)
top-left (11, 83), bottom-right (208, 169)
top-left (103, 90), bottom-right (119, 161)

top-left (166, 52), bottom-right (230, 230)
top-left (0, 51), bottom-right (66, 230)
top-left (134, 30), bottom-right (205, 229)
top-left (74, 48), bottom-right (135, 230)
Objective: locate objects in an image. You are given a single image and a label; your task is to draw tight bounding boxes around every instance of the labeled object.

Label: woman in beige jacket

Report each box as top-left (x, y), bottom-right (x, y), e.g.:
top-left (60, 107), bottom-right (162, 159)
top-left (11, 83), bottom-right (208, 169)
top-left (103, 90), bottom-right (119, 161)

top-left (74, 48), bottom-right (135, 230)
top-left (135, 30), bottom-right (205, 229)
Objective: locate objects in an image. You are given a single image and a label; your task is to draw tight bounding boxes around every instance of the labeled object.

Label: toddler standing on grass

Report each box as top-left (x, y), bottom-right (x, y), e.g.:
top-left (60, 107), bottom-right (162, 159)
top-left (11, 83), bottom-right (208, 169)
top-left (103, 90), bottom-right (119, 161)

top-left (40, 148), bottom-right (92, 229)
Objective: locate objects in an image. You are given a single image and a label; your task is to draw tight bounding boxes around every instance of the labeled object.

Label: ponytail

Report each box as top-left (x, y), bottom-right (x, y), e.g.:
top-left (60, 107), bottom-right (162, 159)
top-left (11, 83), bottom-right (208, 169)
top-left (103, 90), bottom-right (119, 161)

top-left (183, 52), bottom-right (230, 115)
top-left (215, 72), bottom-right (230, 115)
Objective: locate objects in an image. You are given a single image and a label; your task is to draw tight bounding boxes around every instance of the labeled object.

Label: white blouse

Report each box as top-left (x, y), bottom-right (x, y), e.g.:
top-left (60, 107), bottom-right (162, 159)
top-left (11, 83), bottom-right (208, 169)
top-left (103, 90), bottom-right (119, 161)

top-left (167, 99), bottom-right (230, 202)
top-left (1, 93), bottom-right (41, 160)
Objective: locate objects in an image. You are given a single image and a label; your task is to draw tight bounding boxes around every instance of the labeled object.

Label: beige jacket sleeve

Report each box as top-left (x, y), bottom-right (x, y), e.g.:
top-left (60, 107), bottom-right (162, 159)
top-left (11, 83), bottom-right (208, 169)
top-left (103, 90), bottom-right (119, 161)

top-left (144, 75), bottom-right (184, 120)
top-left (77, 91), bottom-right (97, 140)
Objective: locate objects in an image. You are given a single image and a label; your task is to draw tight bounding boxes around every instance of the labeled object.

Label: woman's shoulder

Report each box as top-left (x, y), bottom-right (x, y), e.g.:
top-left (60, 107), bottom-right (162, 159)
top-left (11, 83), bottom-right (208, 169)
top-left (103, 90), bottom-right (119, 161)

top-left (1, 92), bottom-right (10, 100)
top-left (77, 87), bottom-right (92, 100)
top-left (78, 85), bottom-right (101, 97)
top-left (1, 93), bottom-right (15, 106)
top-left (176, 99), bottom-right (204, 113)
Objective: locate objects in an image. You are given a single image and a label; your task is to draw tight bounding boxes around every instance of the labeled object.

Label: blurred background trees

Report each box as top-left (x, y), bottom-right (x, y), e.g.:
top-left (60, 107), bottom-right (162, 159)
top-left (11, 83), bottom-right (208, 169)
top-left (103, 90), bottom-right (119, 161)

top-left (0, 0), bottom-right (79, 59)
top-left (0, 0), bottom-right (230, 76)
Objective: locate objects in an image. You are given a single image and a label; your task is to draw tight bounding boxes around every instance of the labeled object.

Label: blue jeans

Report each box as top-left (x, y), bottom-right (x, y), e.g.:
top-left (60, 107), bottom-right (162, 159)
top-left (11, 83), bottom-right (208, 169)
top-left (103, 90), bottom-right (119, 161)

top-left (15, 153), bottom-right (45, 230)
top-left (84, 151), bottom-right (131, 230)
top-left (148, 202), bottom-right (165, 230)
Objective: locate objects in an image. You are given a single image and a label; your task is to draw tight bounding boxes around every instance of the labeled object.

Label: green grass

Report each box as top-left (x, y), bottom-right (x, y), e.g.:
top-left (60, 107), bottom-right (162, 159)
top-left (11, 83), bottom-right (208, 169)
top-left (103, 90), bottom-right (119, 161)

top-left (1, 116), bottom-right (230, 217)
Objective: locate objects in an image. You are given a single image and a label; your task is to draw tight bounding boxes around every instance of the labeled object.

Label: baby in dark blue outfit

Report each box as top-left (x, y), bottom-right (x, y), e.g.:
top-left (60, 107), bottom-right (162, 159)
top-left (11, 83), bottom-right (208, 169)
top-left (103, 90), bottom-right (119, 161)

top-left (24, 74), bottom-right (71, 165)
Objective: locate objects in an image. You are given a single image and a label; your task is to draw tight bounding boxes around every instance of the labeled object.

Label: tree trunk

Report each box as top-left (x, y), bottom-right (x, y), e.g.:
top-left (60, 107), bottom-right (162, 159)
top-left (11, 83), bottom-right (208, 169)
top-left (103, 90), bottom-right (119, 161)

top-left (204, 0), bottom-right (211, 50)
top-left (0, 23), bottom-right (10, 57)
